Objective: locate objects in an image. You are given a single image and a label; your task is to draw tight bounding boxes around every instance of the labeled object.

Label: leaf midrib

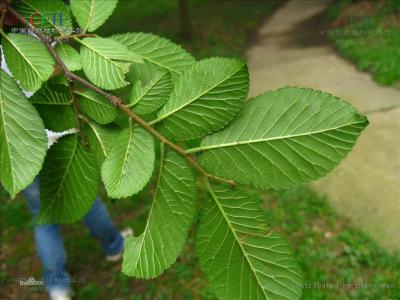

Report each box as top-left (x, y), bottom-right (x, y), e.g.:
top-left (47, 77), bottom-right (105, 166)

top-left (151, 64), bottom-right (244, 125)
top-left (206, 180), bottom-right (268, 299)
top-left (114, 121), bottom-right (134, 194)
top-left (187, 120), bottom-right (366, 153)
top-left (85, 0), bottom-right (96, 31)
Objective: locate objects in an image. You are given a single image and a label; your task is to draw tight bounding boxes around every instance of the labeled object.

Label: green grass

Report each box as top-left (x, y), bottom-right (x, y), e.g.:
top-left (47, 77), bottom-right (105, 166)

top-left (326, 0), bottom-right (400, 86)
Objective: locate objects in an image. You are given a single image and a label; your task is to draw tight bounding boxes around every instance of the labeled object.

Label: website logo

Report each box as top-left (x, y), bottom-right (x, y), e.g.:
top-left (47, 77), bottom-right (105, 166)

top-left (29, 12), bottom-right (63, 26)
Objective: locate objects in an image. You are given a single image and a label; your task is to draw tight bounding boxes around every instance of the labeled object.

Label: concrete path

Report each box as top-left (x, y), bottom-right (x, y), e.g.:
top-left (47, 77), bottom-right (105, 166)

top-left (245, 0), bottom-right (400, 252)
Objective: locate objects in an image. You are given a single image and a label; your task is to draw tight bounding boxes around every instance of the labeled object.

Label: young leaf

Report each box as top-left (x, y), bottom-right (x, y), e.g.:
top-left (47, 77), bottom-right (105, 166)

top-left (196, 183), bottom-right (303, 300)
top-left (1, 33), bottom-right (55, 91)
top-left (0, 70), bottom-right (47, 198)
top-left (37, 135), bottom-right (100, 224)
top-left (55, 43), bottom-right (81, 72)
top-left (79, 37), bottom-right (143, 90)
top-left (129, 69), bottom-right (172, 115)
top-left (70, 0), bottom-right (118, 32)
top-left (75, 90), bottom-right (117, 124)
top-left (123, 150), bottom-right (196, 278)
top-left (192, 87), bottom-right (368, 189)
top-left (111, 33), bottom-right (195, 76)
top-left (85, 121), bottom-right (121, 167)
top-left (155, 57), bottom-right (249, 140)
top-left (15, 0), bottom-right (73, 35)
top-left (101, 122), bottom-right (155, 198)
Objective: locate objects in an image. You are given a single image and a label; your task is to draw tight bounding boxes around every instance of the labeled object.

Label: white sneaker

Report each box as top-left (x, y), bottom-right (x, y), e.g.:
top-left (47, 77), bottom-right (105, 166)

top-left (49, 288), bottom-right (73, 300)
top-left (105, 228), bottom-right (133, 262)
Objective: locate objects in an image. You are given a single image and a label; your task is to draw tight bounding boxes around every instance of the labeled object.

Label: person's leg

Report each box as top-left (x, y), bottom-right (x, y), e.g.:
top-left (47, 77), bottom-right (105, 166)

top-left (83, 197), bottom-right (124, 256)
top-left (23, 178), bottom-right (71, 294)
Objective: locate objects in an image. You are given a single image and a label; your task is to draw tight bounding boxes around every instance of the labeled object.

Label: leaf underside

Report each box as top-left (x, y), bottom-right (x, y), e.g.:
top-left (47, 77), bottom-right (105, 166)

top-left (55, 43), bottom-right (82, 72)
top-left (76, 89), bottom-right (117, 124)
top-left (130, 67), bottom-right (172, 115)
top-left (85, 121), bottom-right (121, 167)
top-left (80, 37), bottom-right (143, 90)
top-left (37, 134), bottom-right (100, 224)
top-left (123, 150), bottom-right (196, 278)
top-left (197, 86), bottom-right (368, 189)
top-left (2, 33), bottom-right (55, 92)
top-left (0, 70), bottom-right (47, 198)
top-left (101, 124), bottom-right (155, 199)
top-left (196, 183), bottom-right (303, 300)
top-left (156, 57), bottom-right (249, 141)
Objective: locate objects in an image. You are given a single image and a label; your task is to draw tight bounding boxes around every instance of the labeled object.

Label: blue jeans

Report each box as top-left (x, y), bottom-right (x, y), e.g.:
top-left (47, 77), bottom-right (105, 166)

top-left (22, 178), bottom-right (123, 291)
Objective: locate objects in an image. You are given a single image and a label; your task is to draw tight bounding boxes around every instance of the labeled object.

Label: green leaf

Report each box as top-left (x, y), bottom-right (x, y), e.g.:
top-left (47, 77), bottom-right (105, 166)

top-left (129, 69), bottom-right (172, 115)
top-left (0, 70), bottom-right (47, 198)
top-left (80, 37), bottom-right (143, 90)
top-left (196, 183), bottom-right (303, 300)
top-left (75, 90), bottom-right (117, 124)
top-left (30, 84), bottom-right (71, 105)
top-left (85, 121), bottom-right (120, 167)
top-left (192, 87), bottom-right (368, 189)
top-left (101, 122), bottom-right (155, 198)
top-left (35, 105), bottom-right (77, 132)
top-left (49, 75), bottom-right (68, 86)
top-left (15, 0), bottom-right (73, 35)
top-left (70, 0), bottom-right (118, 32)
top-left (30, 84), bottom-right (76, 131)
top-left (155, 57), bottom-right (249, 140)
top-left (37, 135), bottom-right (100, 224)
top-left (55, 43), bottom-right (81, 71)
top-left (111, 33), bottom-right (195, 76)
top-left (123, 149), bottom-right (196, 278)
top-left (1, 33), bottom-right (55, 91)
top-left (127, 60), bottom-right (160, 85)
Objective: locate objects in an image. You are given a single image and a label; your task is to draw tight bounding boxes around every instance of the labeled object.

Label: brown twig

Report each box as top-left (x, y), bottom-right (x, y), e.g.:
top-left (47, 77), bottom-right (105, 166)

top-left (68, 80), bottom-right (87, 145)
top-left (2, 1), bottom-right (236, 187)
top-left (67, 72), bottom-right (236, 186)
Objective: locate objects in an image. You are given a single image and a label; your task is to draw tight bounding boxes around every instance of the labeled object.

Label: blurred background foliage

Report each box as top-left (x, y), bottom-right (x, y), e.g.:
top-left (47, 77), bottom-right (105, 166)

top-left (1, 1), bottom-right (400, 299)
top-left (98, 0), bottom-right (280, 58)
